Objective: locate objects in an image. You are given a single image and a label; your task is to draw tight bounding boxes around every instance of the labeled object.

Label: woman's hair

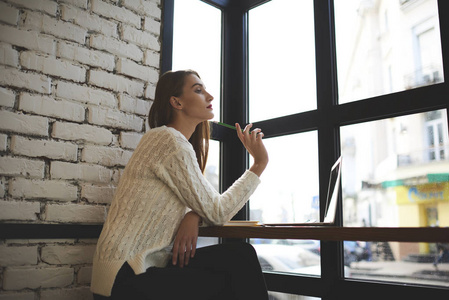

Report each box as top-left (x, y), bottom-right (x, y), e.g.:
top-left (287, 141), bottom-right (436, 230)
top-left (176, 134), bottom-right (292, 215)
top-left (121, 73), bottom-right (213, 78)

top-left (148, 70), bottom-right (210, 173)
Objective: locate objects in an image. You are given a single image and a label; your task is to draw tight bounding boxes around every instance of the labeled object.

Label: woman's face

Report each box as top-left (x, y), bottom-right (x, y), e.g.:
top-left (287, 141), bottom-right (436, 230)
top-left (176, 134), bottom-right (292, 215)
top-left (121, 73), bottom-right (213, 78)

top-left (176, 74), bottom-right (214, 122)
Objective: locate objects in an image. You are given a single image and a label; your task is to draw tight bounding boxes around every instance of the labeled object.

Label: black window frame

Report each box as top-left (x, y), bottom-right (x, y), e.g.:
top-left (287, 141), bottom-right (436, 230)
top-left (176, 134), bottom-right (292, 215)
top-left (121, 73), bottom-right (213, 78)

top-left (161, 0), bottom-right (449, 298)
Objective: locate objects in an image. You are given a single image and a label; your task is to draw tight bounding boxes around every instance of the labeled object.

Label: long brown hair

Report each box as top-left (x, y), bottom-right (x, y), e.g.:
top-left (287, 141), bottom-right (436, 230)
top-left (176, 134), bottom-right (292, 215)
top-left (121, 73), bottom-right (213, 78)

top-left (148, 70), bottom-right (210, 173)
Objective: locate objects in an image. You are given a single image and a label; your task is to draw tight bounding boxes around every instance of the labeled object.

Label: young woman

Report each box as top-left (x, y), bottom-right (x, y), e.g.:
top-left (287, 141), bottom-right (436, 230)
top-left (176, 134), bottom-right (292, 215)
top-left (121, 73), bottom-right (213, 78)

top-left (91, 70), bottom-right (269, 299)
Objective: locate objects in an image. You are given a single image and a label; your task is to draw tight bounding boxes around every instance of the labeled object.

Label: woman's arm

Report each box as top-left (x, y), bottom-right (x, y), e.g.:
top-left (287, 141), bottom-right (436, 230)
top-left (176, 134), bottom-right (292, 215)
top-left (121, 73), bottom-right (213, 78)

top-left (158, 125), bottom-right (267, 226)
top-left (172, 211), bottom-right (202, 267)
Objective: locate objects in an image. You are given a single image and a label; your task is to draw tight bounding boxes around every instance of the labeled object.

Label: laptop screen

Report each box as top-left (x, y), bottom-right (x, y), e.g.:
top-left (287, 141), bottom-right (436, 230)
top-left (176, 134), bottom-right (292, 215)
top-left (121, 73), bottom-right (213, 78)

top-left (323, 156), bottom-right (342, 223)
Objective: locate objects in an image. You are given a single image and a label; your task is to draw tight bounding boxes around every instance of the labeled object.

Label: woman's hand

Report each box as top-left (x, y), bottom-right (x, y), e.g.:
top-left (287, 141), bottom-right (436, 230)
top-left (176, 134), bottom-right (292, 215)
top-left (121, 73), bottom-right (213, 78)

top-left (236, 123), bottom-right (269, 177)
top-left (172, 211), bottom-right (202, 268)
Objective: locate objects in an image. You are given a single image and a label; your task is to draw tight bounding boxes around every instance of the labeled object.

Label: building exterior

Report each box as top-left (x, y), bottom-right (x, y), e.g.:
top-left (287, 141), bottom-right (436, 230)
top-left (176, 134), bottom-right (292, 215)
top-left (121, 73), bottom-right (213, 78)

top-left (339, 0), bottom-right (448, 259)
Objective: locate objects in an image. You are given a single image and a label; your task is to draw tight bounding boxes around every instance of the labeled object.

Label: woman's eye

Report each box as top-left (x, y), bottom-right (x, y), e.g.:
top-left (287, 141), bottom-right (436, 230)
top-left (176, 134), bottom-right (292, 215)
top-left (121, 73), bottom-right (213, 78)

top-left (195, 89), bottom-right (202, 93)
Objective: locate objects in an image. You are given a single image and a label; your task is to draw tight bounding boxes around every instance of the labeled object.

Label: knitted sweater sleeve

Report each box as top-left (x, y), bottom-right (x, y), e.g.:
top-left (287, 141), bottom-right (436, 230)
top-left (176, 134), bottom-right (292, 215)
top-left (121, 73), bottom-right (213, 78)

top-left (156, 132), bottom-right (261, 226)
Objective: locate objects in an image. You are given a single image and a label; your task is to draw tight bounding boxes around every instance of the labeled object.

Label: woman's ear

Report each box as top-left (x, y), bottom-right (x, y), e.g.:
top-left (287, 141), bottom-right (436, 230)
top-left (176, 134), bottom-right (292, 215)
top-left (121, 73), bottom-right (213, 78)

top-left (169, 96), bottom-right (182, 110)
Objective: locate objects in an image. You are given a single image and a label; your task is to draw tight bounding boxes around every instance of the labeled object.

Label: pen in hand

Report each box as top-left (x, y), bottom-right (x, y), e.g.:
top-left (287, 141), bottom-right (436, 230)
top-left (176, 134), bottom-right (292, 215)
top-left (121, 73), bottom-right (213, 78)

top-left (212, 121), bottom-right (243, 131)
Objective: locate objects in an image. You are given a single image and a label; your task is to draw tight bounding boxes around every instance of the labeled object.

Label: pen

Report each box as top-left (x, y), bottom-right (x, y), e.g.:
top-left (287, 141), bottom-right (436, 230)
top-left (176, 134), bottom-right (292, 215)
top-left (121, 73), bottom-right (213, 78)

top-left (212, 121), bottom-right (259, 134)
top-left (212, 121), bottom-right (247, 132)
top-left (212, 121), bottom-right (239, 131)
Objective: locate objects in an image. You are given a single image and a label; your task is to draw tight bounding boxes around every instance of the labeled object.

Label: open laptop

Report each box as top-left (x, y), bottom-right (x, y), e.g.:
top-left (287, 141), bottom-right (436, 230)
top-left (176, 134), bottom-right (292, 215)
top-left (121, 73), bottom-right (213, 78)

top-left (264, 156), bottom-right (342, 227)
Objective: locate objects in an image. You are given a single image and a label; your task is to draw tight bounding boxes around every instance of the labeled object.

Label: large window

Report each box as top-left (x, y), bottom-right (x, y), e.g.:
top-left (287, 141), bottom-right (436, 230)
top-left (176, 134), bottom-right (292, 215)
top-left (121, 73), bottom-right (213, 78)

top-left (165, 0), bottom-right (449, 298)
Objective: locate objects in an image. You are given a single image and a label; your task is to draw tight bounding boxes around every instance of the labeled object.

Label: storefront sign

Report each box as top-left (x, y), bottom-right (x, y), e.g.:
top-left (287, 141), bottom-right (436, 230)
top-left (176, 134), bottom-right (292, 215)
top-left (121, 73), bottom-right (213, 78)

top-left (395, 182), bottom-right (449, 204)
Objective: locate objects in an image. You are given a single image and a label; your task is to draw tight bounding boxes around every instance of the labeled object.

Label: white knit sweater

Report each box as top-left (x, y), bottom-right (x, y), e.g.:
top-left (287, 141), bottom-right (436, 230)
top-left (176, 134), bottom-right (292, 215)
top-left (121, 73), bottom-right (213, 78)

top-left (90, 126), bottom-right (261, 296)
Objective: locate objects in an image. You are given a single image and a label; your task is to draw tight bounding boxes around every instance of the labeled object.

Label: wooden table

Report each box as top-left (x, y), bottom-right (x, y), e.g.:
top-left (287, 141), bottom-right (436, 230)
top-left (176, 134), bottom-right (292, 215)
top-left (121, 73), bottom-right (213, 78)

top-left (199, 226), bottom-right (449, 243)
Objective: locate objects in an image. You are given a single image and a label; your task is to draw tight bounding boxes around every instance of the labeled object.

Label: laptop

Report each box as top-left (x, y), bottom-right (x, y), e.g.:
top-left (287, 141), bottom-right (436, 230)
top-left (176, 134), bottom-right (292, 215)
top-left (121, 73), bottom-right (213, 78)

top-left (264, 156), bottom-right (342, 227)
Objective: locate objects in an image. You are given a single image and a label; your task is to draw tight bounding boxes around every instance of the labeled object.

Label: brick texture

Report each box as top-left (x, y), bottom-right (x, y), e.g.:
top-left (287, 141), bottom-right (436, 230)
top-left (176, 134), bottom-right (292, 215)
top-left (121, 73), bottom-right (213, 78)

top-left (0, 0), bottom-right (161, 297)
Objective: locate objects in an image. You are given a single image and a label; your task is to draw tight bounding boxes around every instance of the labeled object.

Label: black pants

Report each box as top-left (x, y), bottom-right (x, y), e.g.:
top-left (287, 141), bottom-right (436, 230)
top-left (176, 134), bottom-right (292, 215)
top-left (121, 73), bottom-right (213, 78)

top-left (93, 242), bottom-right (268, 300)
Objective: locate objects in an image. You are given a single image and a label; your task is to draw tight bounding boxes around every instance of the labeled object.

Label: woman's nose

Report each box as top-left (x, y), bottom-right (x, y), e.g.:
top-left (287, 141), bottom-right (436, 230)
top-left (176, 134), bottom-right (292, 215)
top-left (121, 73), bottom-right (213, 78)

top-left (207, 92), bottom-right (214, 101)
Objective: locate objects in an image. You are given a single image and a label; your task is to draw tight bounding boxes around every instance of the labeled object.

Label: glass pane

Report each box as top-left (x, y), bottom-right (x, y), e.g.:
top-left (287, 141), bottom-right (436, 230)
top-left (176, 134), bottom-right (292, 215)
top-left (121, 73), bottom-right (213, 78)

top-left (250, 132), bottom-right (320, 275)
top-left (340, 109), bottom-right (449, 228)
top-left (346, 241), bottom-right (449, 287)
top-left (172, 0), bottom-right (222, 122)
top-left (248, 0), bottom-right (316, 122)
top-left (250, 132), bottom-right (319, 224)
top-left (204, 140), bottom-right (220, 192)
top-left (173, 0), bottom-right (222, 247)
top-left (252, 239), bottom-right (321, 277)
top-left (335, 0), bottom-right (444, 104)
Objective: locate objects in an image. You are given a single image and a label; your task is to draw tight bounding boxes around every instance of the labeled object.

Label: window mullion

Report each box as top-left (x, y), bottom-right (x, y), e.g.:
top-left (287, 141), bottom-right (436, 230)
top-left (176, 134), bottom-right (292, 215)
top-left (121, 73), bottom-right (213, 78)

top-left (314, 1), bottom-right (344, 299)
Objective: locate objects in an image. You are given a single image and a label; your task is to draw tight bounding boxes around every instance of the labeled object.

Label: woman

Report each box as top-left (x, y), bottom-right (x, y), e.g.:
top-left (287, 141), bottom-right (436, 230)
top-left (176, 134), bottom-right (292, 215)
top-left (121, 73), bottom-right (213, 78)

top-left (91, 70), bottom-right (269, 299)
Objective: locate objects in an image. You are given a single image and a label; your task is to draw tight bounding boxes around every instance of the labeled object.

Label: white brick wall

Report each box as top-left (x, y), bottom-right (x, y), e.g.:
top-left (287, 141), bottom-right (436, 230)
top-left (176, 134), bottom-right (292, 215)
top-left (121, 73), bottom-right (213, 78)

top-left (81, 183), bottom-right (115, 204)
top-left (51, 121), bottom-right (113, 145)
top-left (0, 110), bottom-right (49, 137)
top-left (0, 87), bottom-right (15, 108)
top-left (0, 134), bottom-right (7, 152)
top-left (0, 200), bottom-right (40, 221)
top-left (0, 25), bottom-right (56, 55)
top-left (91, 0), bottom-right (141, 29)
top-left (3, 267), bottom-right (74, 290)
top-left (18, 93), bottom-right (85, 123)
top-left (11, 135), bottom-right (78, 161)
top-left (22, 11), bottom-right (87, 44)
top-left (60, 4), bottom-right (118, 39)
top-left (40, 287), bottom-right (93, 300)
top-left (50, 161), bottom-right (114, 183)
top-left (88, 106), bottom-right (144, 131)
top-left (0, 291), bottom-right (35, 300)
top-left (0, 2), bottom-right (19, 25)
top-left (90, 34), bottom-right (143, 62)
top-left (0, 245), bottom-right (38, 267)
top-left (82, 145), bottom-right (133, 167)
top-left (121, 24), bottom-right (160, 51)
top-left (55, 81), bottom-right (116, 108)
top-left (57, 41), bottom-right (115, 72)
top-left (119, 93), bottom-right (152, 117)
top-left (0, 43), bottom-right (19, 68)
top-left (117, 57), bottom-right (159, 83)
top-left (144, 49), bottom-right (160, 68)
top-left (122, 0), bottom-right (161, 19)
top-left (20, 51), bottom-right (87, 83)
top-left (0, 0), bottom-right (161, 297)
top-left (0, 157), bottom-right (45, 178)
top-left (77, 266), bottom-right (93, 284)
top-left (0, 67), bottom-right (52, 94)
top-left (44, 203), bottom-right (106, 223)
top-left (9, 178), bottom-right (78, 201)
top-left (89, 69), bottom-right (145, 97)
top-left (41, 244), bottom-right (96, 264)
top-left (119, 131), bottom-right (143, 150)
top-left (8, 0), bottom-right (58, 16)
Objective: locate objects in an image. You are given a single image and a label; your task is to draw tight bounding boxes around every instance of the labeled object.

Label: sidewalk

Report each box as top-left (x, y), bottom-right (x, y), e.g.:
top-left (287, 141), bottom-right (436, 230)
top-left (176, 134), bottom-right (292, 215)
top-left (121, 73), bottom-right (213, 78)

top-left (349, 260), bottom-right (449, 286)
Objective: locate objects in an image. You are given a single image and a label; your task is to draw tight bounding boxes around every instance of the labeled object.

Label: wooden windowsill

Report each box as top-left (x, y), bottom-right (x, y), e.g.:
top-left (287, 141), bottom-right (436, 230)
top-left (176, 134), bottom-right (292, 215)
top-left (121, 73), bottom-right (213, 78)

top-left (199, 226), bottom-right (449, 243)
top-left (1, 223), bottom-right (448, 243)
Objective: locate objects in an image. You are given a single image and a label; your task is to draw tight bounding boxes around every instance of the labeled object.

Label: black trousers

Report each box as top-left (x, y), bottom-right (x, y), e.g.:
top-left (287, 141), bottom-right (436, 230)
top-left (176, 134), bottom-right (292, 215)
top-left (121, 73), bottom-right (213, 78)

top-left (93, 242), bottom-right (269, 300)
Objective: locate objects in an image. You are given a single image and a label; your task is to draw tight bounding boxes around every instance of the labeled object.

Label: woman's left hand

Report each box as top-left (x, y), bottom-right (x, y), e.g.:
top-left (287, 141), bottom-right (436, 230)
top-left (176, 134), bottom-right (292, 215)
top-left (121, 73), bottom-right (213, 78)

top-left (172, 211), bottom-right (202, 267)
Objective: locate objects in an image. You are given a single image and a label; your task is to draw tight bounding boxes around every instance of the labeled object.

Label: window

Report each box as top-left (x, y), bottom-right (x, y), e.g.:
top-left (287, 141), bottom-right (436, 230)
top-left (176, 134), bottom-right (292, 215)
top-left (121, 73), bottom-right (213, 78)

top-left (334, 0), bottom-right (444, 103)
top-left (340, 109), bottom-right (449, 285)
top-left (164, 0), bottom-right (449, 298)
top-left (249, 132), bottom-right (319, 224)
top-left (425, 110), bottom-right (448, 161)
top-left (341, 109), bottom-right (449, 228)
top-left (248, 0), bottom-right (316, 122)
